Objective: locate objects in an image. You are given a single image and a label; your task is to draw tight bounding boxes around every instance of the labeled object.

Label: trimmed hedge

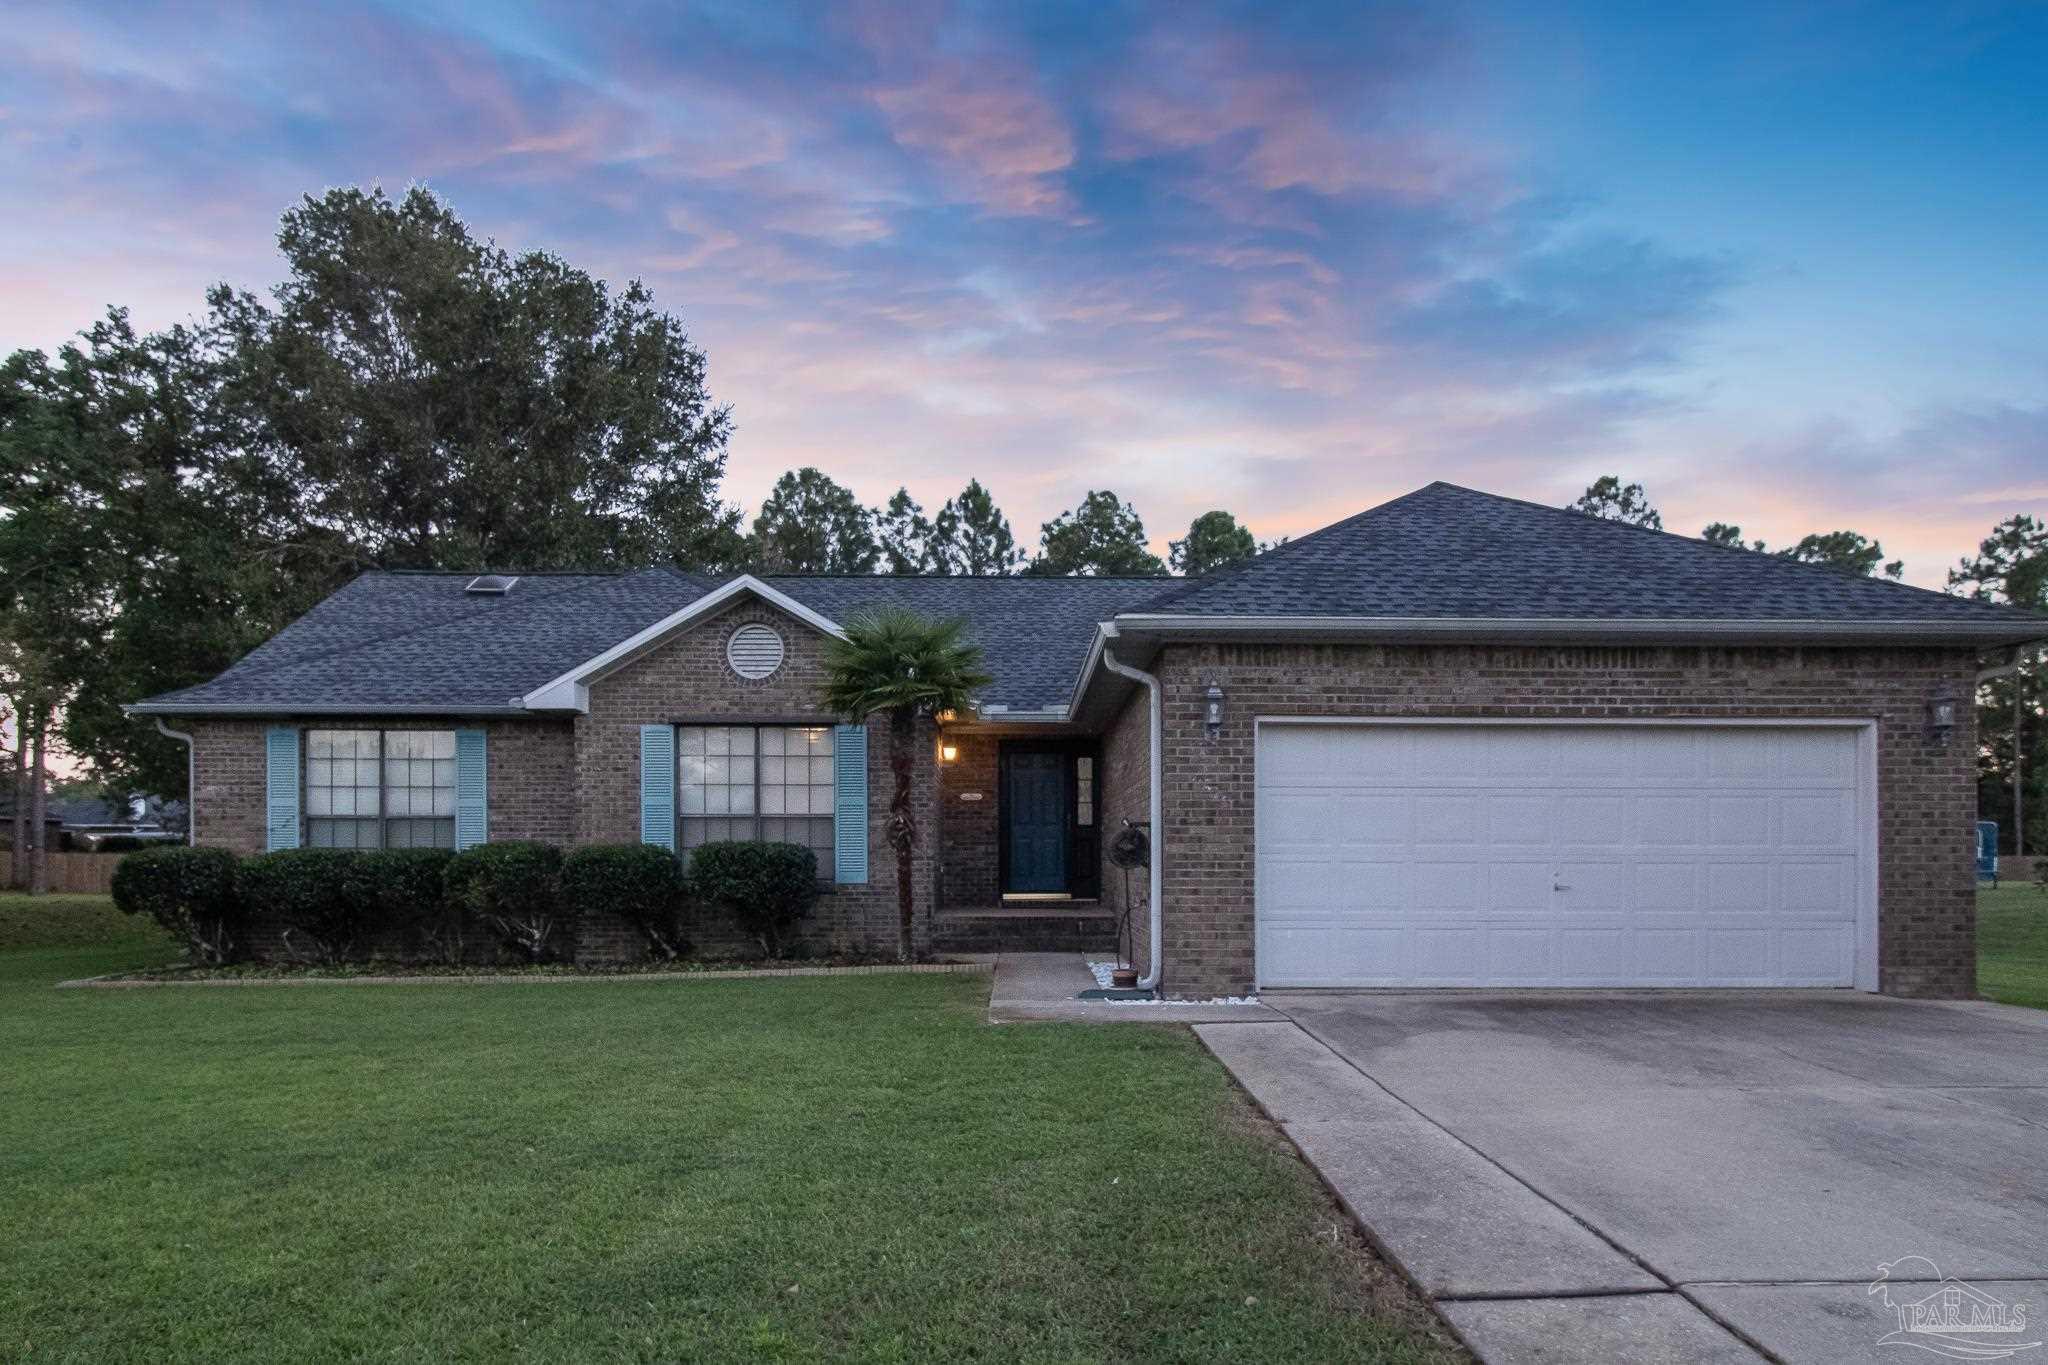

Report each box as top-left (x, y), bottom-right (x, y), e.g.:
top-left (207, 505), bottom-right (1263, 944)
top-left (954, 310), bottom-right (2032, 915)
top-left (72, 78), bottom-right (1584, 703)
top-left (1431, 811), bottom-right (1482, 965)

top-left (111, 846), bottom-right (245, 965)
top-left (562, 843), bottom-right (690, 961)
top-left (446, 841), bottom-right (570, 963)
top-left (120, 839), bottom-right (831, 967)
top-left (348, 848), bottom-right (462, 962)
top-left (690, 841), bottom-right (819, 958)
top-left (241, 849), bottom-right (376, 965)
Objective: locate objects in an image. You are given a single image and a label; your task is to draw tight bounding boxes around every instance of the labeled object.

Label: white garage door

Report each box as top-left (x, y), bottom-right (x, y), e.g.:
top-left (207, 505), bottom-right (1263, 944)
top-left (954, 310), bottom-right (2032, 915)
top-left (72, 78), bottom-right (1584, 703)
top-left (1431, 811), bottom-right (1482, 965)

top-left (1255, 723), bottom-right (1870, 989)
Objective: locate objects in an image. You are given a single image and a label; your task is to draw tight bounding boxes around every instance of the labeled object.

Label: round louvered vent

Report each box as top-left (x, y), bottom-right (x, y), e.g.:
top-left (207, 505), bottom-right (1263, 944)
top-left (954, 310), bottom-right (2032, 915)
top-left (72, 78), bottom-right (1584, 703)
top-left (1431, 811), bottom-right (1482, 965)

top-left (726, 623), bottom-right (785, 680)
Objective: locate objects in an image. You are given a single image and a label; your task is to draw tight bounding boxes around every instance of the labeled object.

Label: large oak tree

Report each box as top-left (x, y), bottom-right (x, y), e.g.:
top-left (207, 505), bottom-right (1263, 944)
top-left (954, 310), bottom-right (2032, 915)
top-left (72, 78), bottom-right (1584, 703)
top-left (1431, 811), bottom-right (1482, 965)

top-left (5, 186), bottom-right (745, 802)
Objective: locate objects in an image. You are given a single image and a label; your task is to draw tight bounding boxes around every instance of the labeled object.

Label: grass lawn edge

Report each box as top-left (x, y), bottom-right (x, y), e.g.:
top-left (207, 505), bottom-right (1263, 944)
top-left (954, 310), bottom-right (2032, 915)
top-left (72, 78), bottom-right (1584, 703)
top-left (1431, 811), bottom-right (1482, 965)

top-left (59, 959), bottom-right (994, 989)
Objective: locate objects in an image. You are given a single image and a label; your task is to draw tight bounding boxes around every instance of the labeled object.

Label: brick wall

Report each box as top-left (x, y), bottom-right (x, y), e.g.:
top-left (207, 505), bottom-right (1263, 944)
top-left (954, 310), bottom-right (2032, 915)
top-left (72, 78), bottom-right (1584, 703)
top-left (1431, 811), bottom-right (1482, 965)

top-left (187, 715), bottom-right (575, 855)
top-left (177, 598), bottom-right (938, 963)
top-left (1148, 642), bottom-right (1983, 1000)
top-left (1099, 688), bottom-right (1151, 971)
top-left (572, 598), bottom-right (936, 959)
top-left (184, 715), bottom-right (575, 961)
top-left (937, 731), bottom-right (999, 907)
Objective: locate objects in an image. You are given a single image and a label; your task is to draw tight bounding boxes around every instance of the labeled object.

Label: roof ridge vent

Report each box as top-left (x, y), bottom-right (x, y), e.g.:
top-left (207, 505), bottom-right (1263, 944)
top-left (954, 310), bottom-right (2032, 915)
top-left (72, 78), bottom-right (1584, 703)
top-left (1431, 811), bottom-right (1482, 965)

top-left (465, 574), bottom-right (520, 595)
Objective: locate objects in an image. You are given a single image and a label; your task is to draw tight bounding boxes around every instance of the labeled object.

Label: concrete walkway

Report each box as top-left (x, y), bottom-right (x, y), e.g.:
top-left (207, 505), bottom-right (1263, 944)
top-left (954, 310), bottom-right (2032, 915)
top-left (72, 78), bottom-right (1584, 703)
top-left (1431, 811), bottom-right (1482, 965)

top-left (979, 952), bottom-right (1282, 1023)
top-left (1201, 993), bottom-right (2048, 1364)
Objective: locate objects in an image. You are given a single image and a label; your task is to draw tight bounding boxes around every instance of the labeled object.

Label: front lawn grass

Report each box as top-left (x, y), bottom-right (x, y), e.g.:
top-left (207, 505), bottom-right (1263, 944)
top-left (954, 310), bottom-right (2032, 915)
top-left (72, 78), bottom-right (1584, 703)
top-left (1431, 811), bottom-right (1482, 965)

top-left (1979, 882), bottom-right (2048, 1010)
top-left (0, 892), bottom-right (172, 953)
top-left (0, 912), bottom-right (1455, 1363)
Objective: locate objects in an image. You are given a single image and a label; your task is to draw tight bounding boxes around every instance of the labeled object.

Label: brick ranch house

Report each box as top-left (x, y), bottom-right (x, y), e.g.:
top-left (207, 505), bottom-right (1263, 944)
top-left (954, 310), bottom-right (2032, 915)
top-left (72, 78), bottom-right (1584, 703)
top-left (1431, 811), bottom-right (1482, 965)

top-left (129, 483), bottom-right (2044, 998)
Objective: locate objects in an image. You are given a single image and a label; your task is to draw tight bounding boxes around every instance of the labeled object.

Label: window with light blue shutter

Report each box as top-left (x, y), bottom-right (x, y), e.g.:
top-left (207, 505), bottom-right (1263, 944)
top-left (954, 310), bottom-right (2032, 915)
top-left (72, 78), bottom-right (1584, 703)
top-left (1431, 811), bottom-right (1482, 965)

top-left (832, 724), bottom-right (868, 884)
top-left (265, 727), bottom-right (300, 851)
top-left (453, 729), bottom-right (488, 849)
top-left (640, 724), bottom-right (676, 850)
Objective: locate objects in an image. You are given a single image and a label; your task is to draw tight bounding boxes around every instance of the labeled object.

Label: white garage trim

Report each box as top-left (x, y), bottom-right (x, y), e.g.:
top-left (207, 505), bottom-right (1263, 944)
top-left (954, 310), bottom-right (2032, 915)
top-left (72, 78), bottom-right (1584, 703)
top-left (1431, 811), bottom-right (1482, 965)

top-left (1253, 717), bottom-right (1879, 992)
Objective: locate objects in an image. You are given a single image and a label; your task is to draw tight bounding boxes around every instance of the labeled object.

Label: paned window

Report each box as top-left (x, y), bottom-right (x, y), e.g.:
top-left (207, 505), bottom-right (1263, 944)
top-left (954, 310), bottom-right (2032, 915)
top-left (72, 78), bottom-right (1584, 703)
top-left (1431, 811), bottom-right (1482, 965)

top-left (305, 729), bottom-right (457, 849)
top-left (678, 725), bottom-right (836, 868)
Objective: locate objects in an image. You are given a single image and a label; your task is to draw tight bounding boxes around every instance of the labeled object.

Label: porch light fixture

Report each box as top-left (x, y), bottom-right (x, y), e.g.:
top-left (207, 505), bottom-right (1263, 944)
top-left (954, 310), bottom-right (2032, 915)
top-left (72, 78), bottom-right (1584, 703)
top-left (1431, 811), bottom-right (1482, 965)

top-left (939, 741), bottom-right (959, 764)
top-left (1204, 683), bottom-right (1226, 740)
top-left (1928, 686), bottom-right (1958, 746)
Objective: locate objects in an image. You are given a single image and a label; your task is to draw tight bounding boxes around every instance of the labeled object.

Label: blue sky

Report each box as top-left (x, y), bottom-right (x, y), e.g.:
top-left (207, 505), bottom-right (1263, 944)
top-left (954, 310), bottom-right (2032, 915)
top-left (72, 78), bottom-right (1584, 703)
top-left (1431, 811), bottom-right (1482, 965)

top-left (3, 0), bottom-right (2043, 583)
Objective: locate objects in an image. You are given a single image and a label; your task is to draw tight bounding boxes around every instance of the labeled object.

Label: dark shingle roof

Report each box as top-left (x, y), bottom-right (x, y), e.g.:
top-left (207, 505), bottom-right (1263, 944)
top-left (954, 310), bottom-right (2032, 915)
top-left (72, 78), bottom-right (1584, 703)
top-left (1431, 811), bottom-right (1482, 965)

top-left (136, 569), bottom-right (1169, 714)
top-left (134, 482), bottom-right (2042, 716)
top-left (764, 576), bottom-right (1169, 710)
top-left (1138, 482), bottom-right (2040, 626)
top-left (140, 569), bottom-right (709, 712)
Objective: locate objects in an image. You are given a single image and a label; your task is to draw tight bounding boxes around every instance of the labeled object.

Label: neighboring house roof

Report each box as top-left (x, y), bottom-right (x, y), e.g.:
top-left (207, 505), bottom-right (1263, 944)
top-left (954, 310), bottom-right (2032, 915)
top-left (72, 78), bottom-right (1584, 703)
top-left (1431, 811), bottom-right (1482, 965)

top-left (51, 797), bottom-right (116, 827)
top-left (46, 795), bottom-right (181, 828)
top-left (129, 481), bottom-right (2046, 720)
top-left (0, 798), bottom-right (65, 827)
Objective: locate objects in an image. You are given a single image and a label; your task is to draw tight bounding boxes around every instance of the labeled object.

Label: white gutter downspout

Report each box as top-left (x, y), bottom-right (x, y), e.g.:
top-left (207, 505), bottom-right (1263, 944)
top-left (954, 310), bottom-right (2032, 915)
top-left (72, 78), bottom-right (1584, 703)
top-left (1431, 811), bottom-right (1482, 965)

top-left (1099, 630), bottom-right (1164, 993)
top-left (154, 720), bottom-right (196, 846)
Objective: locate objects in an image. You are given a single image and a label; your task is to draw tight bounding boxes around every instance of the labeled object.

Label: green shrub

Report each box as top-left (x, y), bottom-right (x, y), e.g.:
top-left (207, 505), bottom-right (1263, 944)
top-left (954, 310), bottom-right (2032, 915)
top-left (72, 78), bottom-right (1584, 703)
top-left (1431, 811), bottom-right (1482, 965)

top-left (240, 849), bottom-right (373, 964)
top-left (347, 848), bottom-right (462, 962)
top-left (562, 843), bottom-right (690, 961)
top-left (689, 841), bottom-right (819, 958)
top-left (110, 846), bottom-right (245, 965)
top-left (445, 841), bottom-right (569, 963)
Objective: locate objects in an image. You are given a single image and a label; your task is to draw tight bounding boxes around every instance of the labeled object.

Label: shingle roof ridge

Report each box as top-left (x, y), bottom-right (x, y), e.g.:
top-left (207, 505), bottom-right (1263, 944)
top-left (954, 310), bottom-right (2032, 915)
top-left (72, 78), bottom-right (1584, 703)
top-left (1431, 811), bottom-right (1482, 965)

top-left (1131, 482), bottom-right (1449, 612)
top-left (755, 572), bottom-right (1179, 582)
top-left (380, 568), bottom-right (627, 578)
top-left (1424, 481), bottom-right (2032, 619)
top-left (1133, 480), bottom-right (2037, 623)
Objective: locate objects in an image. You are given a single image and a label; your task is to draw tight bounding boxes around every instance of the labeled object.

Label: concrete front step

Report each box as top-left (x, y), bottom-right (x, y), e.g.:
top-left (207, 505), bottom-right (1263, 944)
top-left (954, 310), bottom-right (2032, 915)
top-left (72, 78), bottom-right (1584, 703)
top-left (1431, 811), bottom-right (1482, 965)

top-left (932, 908), bottom-right (1118, 953)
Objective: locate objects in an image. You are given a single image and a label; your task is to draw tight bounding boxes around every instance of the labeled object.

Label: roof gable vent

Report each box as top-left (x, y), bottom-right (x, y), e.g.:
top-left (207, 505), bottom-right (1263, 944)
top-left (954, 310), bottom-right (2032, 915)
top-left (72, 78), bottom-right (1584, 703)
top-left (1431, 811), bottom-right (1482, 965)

top-left (727, 623), bottom-right (786, 680)
top-left (465, 574), bottom-right (519, 596)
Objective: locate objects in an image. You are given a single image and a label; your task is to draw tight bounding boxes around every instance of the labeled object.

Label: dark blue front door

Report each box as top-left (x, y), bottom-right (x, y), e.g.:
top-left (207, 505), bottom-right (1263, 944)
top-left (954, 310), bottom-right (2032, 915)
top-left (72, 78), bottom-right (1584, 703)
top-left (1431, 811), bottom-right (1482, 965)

top-left (1005, 751), bottom-right (1068, 893)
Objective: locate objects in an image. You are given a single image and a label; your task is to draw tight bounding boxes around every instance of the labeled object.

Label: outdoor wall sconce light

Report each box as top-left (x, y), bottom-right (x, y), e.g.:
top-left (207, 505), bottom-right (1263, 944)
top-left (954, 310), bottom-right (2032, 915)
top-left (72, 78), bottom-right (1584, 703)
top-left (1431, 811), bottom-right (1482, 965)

top-left (1204, 683), bottom-right (1226, 740)
top-left (939, 741), bottom-right (959, 764)
top-left (1928, 686), bottom-right (1957, 746)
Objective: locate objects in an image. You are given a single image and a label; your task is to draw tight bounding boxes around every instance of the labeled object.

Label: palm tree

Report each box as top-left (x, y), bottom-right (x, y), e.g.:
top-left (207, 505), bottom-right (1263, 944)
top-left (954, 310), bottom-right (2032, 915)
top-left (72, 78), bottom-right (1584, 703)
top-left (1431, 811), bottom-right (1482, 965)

top-left (821, 609), bottom-right (991, 960)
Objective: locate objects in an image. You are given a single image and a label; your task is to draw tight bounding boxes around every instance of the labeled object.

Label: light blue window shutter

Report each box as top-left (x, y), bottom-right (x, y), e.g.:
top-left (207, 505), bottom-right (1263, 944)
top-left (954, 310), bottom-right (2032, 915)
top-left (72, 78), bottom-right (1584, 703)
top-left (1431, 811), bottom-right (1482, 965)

top-left (454, 729), bottom-right (488, 850)
top-left (640, 724), bottom-right (676, 851)
top-left (265, 727), bottom-right (300, 851)
top-left (832, 724), bottom-right (868, 884)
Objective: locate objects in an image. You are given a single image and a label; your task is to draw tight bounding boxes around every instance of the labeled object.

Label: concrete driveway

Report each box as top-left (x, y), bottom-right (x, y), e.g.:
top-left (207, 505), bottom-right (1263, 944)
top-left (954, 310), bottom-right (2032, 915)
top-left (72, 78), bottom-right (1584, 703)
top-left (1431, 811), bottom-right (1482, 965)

top-left (1199, 993), bottom-right (2048, 1363)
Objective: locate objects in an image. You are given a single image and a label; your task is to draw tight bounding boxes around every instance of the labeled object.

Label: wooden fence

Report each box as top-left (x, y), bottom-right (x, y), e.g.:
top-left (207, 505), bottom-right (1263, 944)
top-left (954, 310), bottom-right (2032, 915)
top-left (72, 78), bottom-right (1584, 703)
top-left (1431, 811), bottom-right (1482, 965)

top-left (0, 851), bottom-right (123, 895)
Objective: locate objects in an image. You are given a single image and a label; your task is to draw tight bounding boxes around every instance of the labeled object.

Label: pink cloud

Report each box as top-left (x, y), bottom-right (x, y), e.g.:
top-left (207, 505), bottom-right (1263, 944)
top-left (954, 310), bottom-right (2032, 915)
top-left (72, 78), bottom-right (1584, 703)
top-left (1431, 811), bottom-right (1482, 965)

top-left (870, 67), bottom-right (1076, 217)
top-left (2, 0), bottom-right (2034, 594)
top-left (1097, 16), bottom-right (1491, 206)
top-left (840, 0), bottom-right (1076, 218)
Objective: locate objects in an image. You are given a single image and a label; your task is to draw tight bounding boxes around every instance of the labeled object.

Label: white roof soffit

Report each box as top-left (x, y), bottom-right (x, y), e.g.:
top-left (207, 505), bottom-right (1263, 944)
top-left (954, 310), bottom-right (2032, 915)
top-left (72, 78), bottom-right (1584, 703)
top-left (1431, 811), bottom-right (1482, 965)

top-left (1105, 613), bottom-right (2048, 646)
top-left (520, 576), bottom-right (846, 713)
top-left (1062, 622), bottom-right (1117, 721)
top-left (123, 702), bottom-right (528, 718)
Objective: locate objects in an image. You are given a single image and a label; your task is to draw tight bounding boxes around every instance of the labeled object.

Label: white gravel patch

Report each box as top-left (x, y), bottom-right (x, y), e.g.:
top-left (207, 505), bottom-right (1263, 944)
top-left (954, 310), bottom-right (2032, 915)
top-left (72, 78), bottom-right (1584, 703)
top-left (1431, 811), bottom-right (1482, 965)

top-left (1100, 994), bottom-right (1263, 1007)
top-left (1085, 961), bottom-right (1259, 1005)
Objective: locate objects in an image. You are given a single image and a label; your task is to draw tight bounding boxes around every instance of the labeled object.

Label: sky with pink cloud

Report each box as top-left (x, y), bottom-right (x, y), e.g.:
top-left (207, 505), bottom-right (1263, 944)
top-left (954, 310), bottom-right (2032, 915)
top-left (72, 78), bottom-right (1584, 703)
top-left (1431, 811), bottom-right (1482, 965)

top-left (3, 0), bottom-right (2044, 585)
